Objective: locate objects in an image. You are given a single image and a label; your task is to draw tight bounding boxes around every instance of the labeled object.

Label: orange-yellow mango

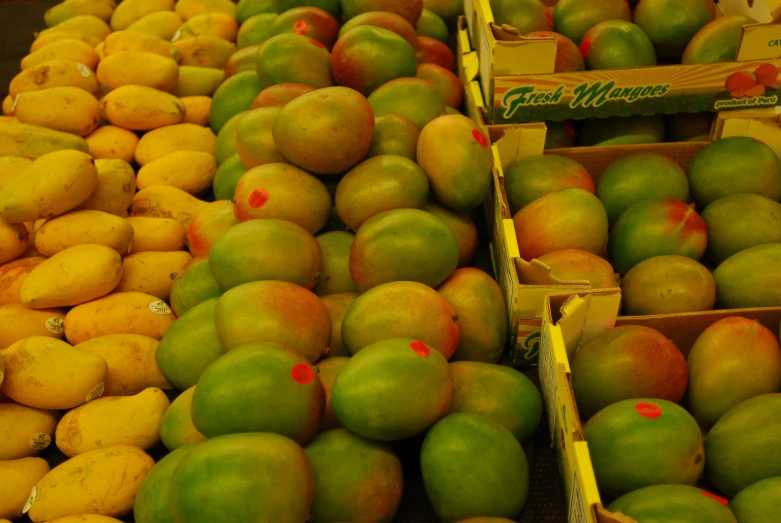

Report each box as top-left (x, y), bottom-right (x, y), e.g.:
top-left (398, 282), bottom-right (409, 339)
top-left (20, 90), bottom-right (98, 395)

top-left (175, 0), bottom-right (235, 20)
top-left (173, 12), bottom-right (238, 42)
top-left (0, 257), bottom-right (45, 306)
top-left (34, 210), bottom-right (134, 256)
top-left (126, 10), bottom-right (184, 40)
top-left (136, 150), bottom-right (216, 194)
top-left (0, 119), bottom-right (89, 158)
top-left (126, 217), bottom-right (186, 252)
top-left (174, 35), bottom-right (236, 68)
top-left (134, 122), bottom-right (217, 165)
top-left (114, 251), bottom-right (192, 299)
top-left (181, 95), bottom-right (211, 126)
top-left (0, 221), bottom-right (28, 265)
top-left (96, 52), bottom-right (179, 92)
top-left (110, 0), bottom-right (174, 31)
top-left (102, 85), bottom-right (185, 131)
top-left (30, 32), bottom-right (101, 53)
top-left (85, 126), bottom-right (138, 163)
top-left (9, 60), bottom-right (99, 98)
top-left (0, 457), bottom-right (50, 520)
top-left (0, 305), bottom-right (66, 350)
top-left (21, 39), bottom-right (100, 71)
top-left (130, 185), bottom-right (208, 231)
top-left (14, 86), bottom-right (100, 136)
top-left (44, 0), bottom-right (116, 26)
top-left (36, 15), bottom-right (112, 42)
top-left (0, 403), bottom-right (58, 459)
top-left (0, 157), bottom-right (32, 191)
top-left (172, 66), bottom-right (224, 97)
top-left (102, 30), bottom-right (179, 60)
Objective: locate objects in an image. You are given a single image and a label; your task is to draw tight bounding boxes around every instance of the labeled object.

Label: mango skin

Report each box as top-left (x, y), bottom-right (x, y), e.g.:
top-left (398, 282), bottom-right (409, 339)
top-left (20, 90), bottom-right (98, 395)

top-left (175, 0), bottom-right (236, 20)
top-left (491, 0), bottom-right (548, 33)
top-left (0, 257), bottom-right (45, 306)
top-left (214, 110), bottom-right (246, 164)
top-left (187, 201), bottom-right (237, 258)
top-left (702, 194), bottom-right (781, 264)
top-left (137, 151), bottom-right (217, 195)
top-left (29, 32), bottom-right (101, 53)
top-left (174, 12), bottom-right (239, 42)
top-left (0, 457), bottom-right (50, 520)
top-left (234, 106), bottom-right (287, 168)
top-left (174, 35), bottom-right (237, 69)
top-left (85, 127), bottom-right (139, 164)
top-left (331, 338), bottom-right (453, 441)
top-left (209, 70), bottom-right (264, 134)
top-left (237, 14), bottom-right (278, 49)
top-left (156, 298), bottom-right (227, 390)
top-left (102, 85), bottom-right (186, 131)
top-left (10, 60), bottom-right (100, 98)
top-left (45, 0), bottom-right (115, 26)
top-left (21, 244), bottom-right (123, 309)
top-left (504, 154), bottom-right (594, 216)
top-left (553, 0), bottom-right (632, 44)
top-left (64, 291), bottom-right (175, 344)
top-left (103, 30), bottom-right (179, 60)
top-left (713, 243), bottom-right (781, 308)
top-left (421, 413), bottom-right (529, 523)
top-left (0, 403), bottom-right (58, 459)
top-left (21, 39), bottom-right (100, 71)
top-left (683, 14), bottom-right (758, 64)
top-left (133, 445), bottom-right (195, 523)
top-left (607, 485), bottom-right (737, 523)
top-left (529, 249), bottom-right (618, 289)
top-left (0, 221), bottom-right (27, 264)
top-left (0, 157), bottom-right (32, 191)
top-left (256, 33), bottom-right (334, 90)
top-left (77, 158), bottom-right (136, 215)
top-left (705, 393), bottom-right (781, 496)
top-left (214, 280), bottom-right (331, 361)
top-left (28, 446), bottom-right (155, 523)
top-left (127, 10), bottom-right (184, 41)
top-left (731, 476), bottom-right (781, 523)
top-left (34, 210), bottom-right (134, 256)
top-left (134, 123), bottom-right (217, 166)
top-left (315, 355), bottom-right (349, 430)
top-left (342, 281), bottom-right (460, 359)
top-left (212, 154), bottom-right (247, 200)
top-left (0, 149), bottom-right (97, 223)
top-left (15, 86), bottom-right (100, 137)
top-left (75, 334), bottom-right (172, 396)
top-left (0, 305), bottom-right (66, 350)
top-left (114, 251), bottom-right (192, 300)
top-left (127, 217), bottom-right (186, 253)
top-left (159, 387), bottom-right (206, 451)
top-left (1, 336), bottom-right (108, 410)
top-left (367, 113), bottom-right (420, 161)
top-left (110, 0), bottom-right (174, 31)
top-left (581, 20), bottom-right (657, 70)
top-left (168, 433), bottom-right (314, 523)
top-left (168, 257), bottom-right (222, 317)
top-left (181, 96), bottom-right (212, 126)
top-left (368, 77), bottom-right (446, 131)
top-left (0, 119), bottom-right (89, 158)
top-left (583, 399), bottom-right (704, 497)
top-left (130, 185), bottom-right (208, 232)
top-left (225, 45), bottom-right (260, 76)
top-left (96, 52), bottom-right (179, 92)
top-left (687, 318), bottom-right (781, 431)
top-left (305, 428), bottom-right (404, 523)
top-left (313, 232), bottom-right (357, 297)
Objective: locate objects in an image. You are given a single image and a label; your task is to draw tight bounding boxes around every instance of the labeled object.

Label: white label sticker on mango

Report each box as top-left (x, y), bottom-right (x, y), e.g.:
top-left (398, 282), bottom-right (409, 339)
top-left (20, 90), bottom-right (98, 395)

top-left (29, 433), bottom-right (51, 450)
top-left (149, 301), bottom-right (172, 315)
top-left (76, 63), bottom-right (91, 77)
top-left (45, 317), bottom-right (64, 334)
top-left (86, 382), bottom-right (104, 402)
top-left (172, 29), bottom-right (181, 42)
top-left (11, 94), bottom-right (19, 112)
top-left (22, 486), bottom-right (35, 514)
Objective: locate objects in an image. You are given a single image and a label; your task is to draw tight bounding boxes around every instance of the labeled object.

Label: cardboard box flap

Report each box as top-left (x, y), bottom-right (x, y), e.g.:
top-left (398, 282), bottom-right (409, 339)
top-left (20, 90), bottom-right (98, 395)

top-left (493, 125), bottom-right (546, 170)
top-left (720, 0), bottom-right (781, 23)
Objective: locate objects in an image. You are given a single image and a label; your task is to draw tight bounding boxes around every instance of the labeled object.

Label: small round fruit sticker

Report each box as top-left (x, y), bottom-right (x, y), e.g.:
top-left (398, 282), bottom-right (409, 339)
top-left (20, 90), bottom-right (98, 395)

top-left (292, 364), bottom-right (315, 384)
top-left (309, 37), bottom-right (324, 48)
top-left (86, 382), bottom-right (105, 402)
top-left (249, 188), bottom-right (269, 208)
top-left (45, 317), bottom-right (64, 334)
top-left (410, 341), bottom-right (430, 357)
top-left (700, 490), bottom-right (729, 505)
top-left (472, 129), bottom-right (488, 147)
top-left (29, 433), bottom-right (51, 451)
top-left (77, 63), bottom-right (91, 77)
top-left (580, 38), bottom-right (591, 58)
top-left (293, 20), bottom-right (308, 35)
top-left (545, 9), bottom-right (553, 28)
top-left (635, 402), bottom-right (662, 419)
top-left (149, 301), bottom-right (172, 315)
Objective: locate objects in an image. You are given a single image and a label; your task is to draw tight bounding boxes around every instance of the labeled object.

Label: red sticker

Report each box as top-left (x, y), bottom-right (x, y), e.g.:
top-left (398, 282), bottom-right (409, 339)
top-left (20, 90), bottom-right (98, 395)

top-left (580, 38), bottom-right (591, 58)
top-left (472, 129), bottom-right (489, 147)
top-left (248, 189), bottom-right (269, 208)
top-left (309, 37), bottom-right (325, 48)
top-left (410, 341), bottom-right (430, 357)
top-left (293, 20), bottom-right (308, 35)
top-left (635, 402), bottom-right (662, 419)
top-left (545, 9), bottom-right (553, 28)
top-left (701, 490), bottom-right (729, 505)
top-left (292, 364), bottom-right (315, 384)
top-left (563, 120), bottom-right (575, 136)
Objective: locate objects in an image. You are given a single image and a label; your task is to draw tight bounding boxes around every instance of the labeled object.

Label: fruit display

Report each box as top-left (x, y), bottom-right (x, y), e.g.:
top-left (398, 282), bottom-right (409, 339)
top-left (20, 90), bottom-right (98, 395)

top-left (505, 136), bottom-right (781, 315)
top-left (0, 1), bottom-right (561, 522)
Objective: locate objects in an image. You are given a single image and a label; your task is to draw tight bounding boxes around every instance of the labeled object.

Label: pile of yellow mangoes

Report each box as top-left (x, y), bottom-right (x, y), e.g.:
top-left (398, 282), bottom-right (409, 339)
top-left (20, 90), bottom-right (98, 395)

top-left (0, 0), bottom-right (247, 520)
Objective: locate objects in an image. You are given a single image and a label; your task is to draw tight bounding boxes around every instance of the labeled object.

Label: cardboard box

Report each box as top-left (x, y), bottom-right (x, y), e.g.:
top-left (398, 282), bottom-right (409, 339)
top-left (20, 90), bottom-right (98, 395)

top-left (540, 291), bottom-right (781, 522)
top-left (473, 0), bottom-right (781, 124)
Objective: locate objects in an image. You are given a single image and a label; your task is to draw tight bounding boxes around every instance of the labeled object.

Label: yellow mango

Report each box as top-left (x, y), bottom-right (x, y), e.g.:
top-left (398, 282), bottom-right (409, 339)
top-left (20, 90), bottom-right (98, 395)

top-left (34, 211), bottom-right (134, 257)
top-left (0, 221), bottom-right (28, 265)
top-left (76, 158), bottom-right (135, 216)
top-left (46, 516), bottom-right (124, 523)
top-left (44, 0), bottom-right (116, 26)
top-left (9, 60), bottom-right (100, 98)
top-left (159, 385), bottom-right (207, 450)
top-left (102, 85), bottom-right (185, 131)
top-left (110, 0), bottom-right (174, 31)
top-left (95, 40), bottom-right (105, 59)
top-left (175, 0), bottom-right (235, 20)
top-left (0, 150), bottom-right (97, 223)
top-left (0, 157), bottom-right (32, 191)
top-left (173, 12), bottom-right (238, 42)
top-left (172, 65), bottom-right (224, 97)
top-left (114, 251), bottom-right (192, 299)
top-left (136, 151), bottom-right (216, 195)
top-left (0, 404), bottom-right (58, 459)
top-left (38, 15), bottom-right (112, 41)
top-left (21, 39), bottom-right (100, 71)
top-left (130, 185), bottom-right (208, 231)
top-left (126, 217), bottom-right (186, 252)
top-left (181, 95), bottom-right (211, 126)
top-left (0, 257), bottom-right (46, 306)
top-left (1, 96), bottom-right (13, 116)
top-left (134, 122), bottom-right (217, 165)
top-left (96, 52), bottom-right (179, 92)
top-left (75, 334), bottom-right (171, 396)
top-left (174, 35), bottom-right (236, 68)
top-left (64, 291), bottom-right (175, 344)
top-left (0, 119), bottom-right (89, 158)
top-left (30, 31), bottom-right (101, 53)
top-left (102, 30), bottom-right (178, 60)
top-left (85, 127), bottom-right (138, 163)
top-left (14, 86), bottom-right (101, 136)
top-left (0, 305), bottom-right (66, 350)
top-left (1, 337), bottom-right (107, 410)
top-left (126, 10), bottom-right (183, 40)
top-left (55, 387), bottom-right (169, 457)
top-left (27, 446), bottom-right (154, 522)
top-left (21, 244), bottom-right (123, 308)
top-left (0, 458), bottom-right (50, 520)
